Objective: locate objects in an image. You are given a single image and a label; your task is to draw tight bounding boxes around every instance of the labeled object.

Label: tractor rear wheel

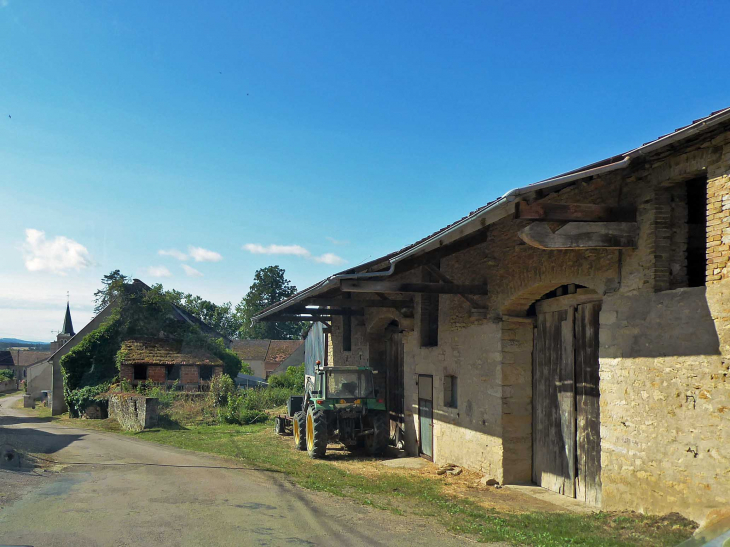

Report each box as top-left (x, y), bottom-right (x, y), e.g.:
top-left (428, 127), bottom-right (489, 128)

top-left (306, 405), bottom-right (328, 458)
top-left (364, 411), bottom-right (389, 456)
top-left (293, 411), bottom-right (307, 450)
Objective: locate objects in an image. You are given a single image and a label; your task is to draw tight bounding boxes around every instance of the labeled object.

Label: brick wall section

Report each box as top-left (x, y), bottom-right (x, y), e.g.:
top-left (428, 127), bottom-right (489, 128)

top-left (120, 364), bottom-right (133, 382)
top-left (181, 365), bottom-right (199, 384)
top-left (147, 366), bottom-right (166, 383)
top-left (707, 174), bottom-right (730, 282)
top-left (213, 366), bottom-right (223, 377)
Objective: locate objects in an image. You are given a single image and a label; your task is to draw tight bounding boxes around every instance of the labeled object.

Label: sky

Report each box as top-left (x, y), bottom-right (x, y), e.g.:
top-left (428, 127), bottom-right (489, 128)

top-left (1, 1), bottom-right (729, 341)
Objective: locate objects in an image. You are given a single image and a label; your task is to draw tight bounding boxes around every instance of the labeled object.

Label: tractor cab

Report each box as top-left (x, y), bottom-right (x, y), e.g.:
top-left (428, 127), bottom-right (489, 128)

top-left (314, 366), bottom-right (376, 402)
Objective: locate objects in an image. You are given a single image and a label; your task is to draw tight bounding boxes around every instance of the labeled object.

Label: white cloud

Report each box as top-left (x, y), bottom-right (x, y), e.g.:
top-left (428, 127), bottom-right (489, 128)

top-left (158, 248), bottom-right (188, 261)
top-left (326, 236), bottom-right (350, 246)
top-left (242, 243), bottom-right (310, 257)
top-left (22, 228), bottom-right (93, 275)
top-left (313, 252), bottom-right (347, 266)
top-left (243, 243), bottom-right (346, 266)
top-left (146, 266), bottom-right (172, 278)
top-left (188, 246), bottom-right (222, 262)
top-left (182, 264), bottom-right (203, 277)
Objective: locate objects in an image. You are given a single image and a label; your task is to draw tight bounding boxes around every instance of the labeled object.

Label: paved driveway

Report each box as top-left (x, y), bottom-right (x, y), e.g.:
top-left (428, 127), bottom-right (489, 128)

top-left (0, 395), bottom-right (474, 547)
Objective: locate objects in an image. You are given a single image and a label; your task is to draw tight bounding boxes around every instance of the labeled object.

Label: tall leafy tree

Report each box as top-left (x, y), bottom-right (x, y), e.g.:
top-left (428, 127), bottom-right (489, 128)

top-left (235, 265), bottom-right (304, 339)
top-left (164, 289), bottom-right (241, 339)
top-left (93, 270), bottom-right (129, 314)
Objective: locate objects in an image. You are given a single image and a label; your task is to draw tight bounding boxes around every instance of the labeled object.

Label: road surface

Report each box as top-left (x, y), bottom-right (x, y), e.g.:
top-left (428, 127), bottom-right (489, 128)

top-left (0, 394), bottom-right (475, 547)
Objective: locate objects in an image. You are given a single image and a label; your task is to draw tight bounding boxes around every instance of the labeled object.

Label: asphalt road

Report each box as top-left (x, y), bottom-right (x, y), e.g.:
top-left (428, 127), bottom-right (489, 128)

top-left (0, 395), bottom-right (476, 547)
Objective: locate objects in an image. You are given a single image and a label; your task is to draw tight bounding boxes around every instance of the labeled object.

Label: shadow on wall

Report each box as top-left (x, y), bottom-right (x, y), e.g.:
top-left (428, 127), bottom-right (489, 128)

top-left (602, 286), bottom-right (721, 358)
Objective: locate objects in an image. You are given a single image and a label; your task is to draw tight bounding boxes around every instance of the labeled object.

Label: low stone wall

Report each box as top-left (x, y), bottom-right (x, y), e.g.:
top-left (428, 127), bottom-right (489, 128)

top-left (108, 393), bottom-right (159, 431)
top-left (0, 379), bottom-right (15, 393)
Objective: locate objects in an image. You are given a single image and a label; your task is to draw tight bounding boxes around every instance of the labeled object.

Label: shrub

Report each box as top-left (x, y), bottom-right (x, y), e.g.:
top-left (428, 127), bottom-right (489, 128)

top-left (0, 369), bottom-right (14, 381)
top-left (66, 382), bottom-right (112, 417)
top-left (208, 374), bottom-right (236, 407)
top-left (217, 386), bottom-right (295, 425)
top-left (268, 363), bottom-right (304, 392)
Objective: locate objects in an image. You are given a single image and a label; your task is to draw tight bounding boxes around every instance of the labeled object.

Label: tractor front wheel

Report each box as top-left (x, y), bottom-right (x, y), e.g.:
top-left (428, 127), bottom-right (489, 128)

top-left (293, 412), bottom-right (307, 450)
top-left (364, 411), bottom-right (389, 456)
top-left (306, 405), bottom-right (328, 458)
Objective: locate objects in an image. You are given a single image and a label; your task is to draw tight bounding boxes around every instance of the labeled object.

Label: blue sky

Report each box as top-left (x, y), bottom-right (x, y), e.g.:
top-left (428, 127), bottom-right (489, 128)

top-left (1, 1), bottom-right (729, 341)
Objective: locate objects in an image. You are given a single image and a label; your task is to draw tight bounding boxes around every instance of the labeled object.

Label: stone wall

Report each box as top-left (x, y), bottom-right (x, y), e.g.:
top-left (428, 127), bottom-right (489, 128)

top-left (108, 393), bottom-right (159, 431)
top-left (599, 285), bottom-right (730, 523)
top-left (0, 379), bottom-right (15, 393)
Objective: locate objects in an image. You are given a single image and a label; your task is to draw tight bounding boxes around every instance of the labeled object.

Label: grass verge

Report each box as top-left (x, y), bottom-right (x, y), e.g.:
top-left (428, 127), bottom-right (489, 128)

top-left (35, 409), bottom-right (695, 547)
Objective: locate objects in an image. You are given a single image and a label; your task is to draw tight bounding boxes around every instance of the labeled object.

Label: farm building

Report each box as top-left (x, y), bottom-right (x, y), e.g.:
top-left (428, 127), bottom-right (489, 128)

top-left (253, 107), bottom-right (730, 523)
top-left (118, 338), bottom-right (224, 389)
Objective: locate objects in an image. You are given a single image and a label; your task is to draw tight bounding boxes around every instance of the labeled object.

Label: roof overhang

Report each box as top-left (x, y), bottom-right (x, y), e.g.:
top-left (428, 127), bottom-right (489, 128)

top-left (253, 107), bottom-right (730, 323)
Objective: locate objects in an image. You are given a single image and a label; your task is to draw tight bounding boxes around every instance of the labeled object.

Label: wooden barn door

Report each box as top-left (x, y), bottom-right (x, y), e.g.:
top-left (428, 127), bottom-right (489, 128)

top-left (532, 298), bottom-right (601, 505)
top-left (385, 323), bottom-right (405, 446)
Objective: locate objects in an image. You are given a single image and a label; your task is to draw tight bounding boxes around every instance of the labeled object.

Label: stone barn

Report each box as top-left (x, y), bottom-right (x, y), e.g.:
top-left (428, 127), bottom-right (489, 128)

top-left (118, 338), bottom-right (224, 390)
top-left (253, 107), bottom-right (730, 523)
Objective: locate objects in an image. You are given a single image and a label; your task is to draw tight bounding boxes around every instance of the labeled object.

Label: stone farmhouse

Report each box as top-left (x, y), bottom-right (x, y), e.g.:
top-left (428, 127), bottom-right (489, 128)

top-left (253, 107), bottom-right (730, 523)
top-left (230, 339), bottom-right (304, 379)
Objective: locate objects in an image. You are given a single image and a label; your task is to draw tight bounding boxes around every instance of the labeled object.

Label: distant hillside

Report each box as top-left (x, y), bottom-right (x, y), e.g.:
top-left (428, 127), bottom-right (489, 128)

top-left (0, 338), bottom-right (47, 345)
top-left (0, 339), bottom-right (51, 351)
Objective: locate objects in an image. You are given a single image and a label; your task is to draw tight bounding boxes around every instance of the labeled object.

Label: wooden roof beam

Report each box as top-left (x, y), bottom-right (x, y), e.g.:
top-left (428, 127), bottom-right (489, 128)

top-left (303, 298), bottom-right (413, 309)
top-left (340, 280), bottom-right (489, 295)
top-left (423, 264), bottom-right (487, 311)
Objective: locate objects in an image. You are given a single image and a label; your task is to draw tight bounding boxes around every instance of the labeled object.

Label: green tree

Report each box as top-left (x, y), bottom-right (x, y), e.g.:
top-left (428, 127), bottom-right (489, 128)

top-left (93, 270), bottom-right (129, 314)
top-left (164, 289), bottom-right (241, 339)
top-left (235, 266), bottom-right (305, 340)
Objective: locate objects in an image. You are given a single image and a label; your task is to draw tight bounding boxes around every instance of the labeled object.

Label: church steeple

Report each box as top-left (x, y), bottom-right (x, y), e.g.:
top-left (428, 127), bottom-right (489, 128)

top-left (61, 299), bottom-right (74, 336)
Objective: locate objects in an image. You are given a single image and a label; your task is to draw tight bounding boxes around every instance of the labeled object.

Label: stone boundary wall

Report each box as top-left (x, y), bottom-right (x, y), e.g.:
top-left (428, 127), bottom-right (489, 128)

top-left (0, 379), bottom-right (15, 393)
top-left (108, 393), bottom-right (159, 431)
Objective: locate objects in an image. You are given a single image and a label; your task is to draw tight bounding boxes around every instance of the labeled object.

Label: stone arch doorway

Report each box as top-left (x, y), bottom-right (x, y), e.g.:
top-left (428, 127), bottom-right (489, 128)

top-left (368, 318), bottom-right (405, 448)
top-left (503, 283), bottom-right (603, 506)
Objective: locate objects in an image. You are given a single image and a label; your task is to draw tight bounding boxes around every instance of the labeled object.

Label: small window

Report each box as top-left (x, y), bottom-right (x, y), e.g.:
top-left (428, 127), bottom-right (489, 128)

top-left (133, 365), bottom-right (147, 381)
top-left (166, 365), bottom-right (180, 381)
top-left (200, 366), bottom-right (213, 381)
top-left (444, 375), bottom-right (457, 408)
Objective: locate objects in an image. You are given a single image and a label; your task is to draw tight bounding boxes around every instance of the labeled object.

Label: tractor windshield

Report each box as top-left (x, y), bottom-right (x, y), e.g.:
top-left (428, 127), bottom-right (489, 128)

top-left (325, 369), bottom-right (375, 399)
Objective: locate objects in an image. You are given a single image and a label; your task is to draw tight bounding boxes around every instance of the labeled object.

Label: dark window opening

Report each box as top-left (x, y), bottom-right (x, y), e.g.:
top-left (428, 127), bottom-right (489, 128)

top-left (420, 263), bottom-right (440, 347)
top-left (133, 365), bottom-right (147, 381)
top-left (686, 177), bottom-right (708, 287)
top-left (444, 375), bottom-right (457, 408)
top-left (166, 365), bottom-right (180, 381)
top-left (342, 314), bottom-right (352, 352)
top-left (200, 366), bottom-right (213, 381)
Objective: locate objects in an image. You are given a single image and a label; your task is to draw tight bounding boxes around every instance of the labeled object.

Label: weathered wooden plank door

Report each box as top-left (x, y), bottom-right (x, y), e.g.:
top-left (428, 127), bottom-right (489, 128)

top-left (418, 374), bottom-right (433, 460)
top-left (575, 301), bottom-right (602, 506)
top-left (385, 324), bottom-right (405, 444)
top-left (532, 307), bottom-right (575, 496)
top-left (533, 297), bottom-right (602, 505)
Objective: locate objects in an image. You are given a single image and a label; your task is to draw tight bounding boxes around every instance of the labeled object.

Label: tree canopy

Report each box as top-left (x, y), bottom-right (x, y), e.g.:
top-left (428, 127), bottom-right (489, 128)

top-left (93, 269), bottom-right (129, 314)
top-left (235, 265), bottom-right (306, 340)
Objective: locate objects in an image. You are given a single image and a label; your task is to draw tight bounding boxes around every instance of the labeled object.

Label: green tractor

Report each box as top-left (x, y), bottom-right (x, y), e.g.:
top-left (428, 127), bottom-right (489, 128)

top-left (283, 365), bottom-right (389, 458)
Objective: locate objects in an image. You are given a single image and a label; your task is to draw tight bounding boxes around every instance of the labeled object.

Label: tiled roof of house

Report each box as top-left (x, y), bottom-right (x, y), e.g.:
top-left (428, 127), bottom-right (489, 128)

top-left (230, 339), bottom-right (271, 362)
top-left (119, 338), bottom-right (223, 366)
top-left (0, 350), bottom-right (52, 367)
top-left (265, 340), bottom-right (304, 364)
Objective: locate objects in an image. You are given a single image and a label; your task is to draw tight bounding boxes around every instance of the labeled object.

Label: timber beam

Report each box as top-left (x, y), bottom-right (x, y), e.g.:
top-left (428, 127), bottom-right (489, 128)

top-left (518, 222), bottom-right (638, 249)
top-left (289, 307), bottom-right (364, 316)
top-left (303, 298), bottom-right (413, 309)
top-left (424, 264), bottom-right (487, 311)
top-left (340, 279), bottom-right (490, 295)
top-left (515, 202), bottom-right (636, 222)
top-left (261, 315), bottom-right (331, 322)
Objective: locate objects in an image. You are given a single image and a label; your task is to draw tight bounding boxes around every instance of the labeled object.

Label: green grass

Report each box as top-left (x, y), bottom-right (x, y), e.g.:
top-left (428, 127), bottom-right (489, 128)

top-left (54, 417), bottom-right (694, 547)
top-left (0, 389), bottom-right (21, 398)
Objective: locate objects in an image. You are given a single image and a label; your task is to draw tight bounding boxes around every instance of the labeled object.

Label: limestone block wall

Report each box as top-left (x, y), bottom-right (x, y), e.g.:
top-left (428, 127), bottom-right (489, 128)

top-left (25, 360), bottom-right (52, 399)
top-left (402, 322), bottom-right (505, 479)
top-left (599, 285), bottom-right (730, 523)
